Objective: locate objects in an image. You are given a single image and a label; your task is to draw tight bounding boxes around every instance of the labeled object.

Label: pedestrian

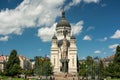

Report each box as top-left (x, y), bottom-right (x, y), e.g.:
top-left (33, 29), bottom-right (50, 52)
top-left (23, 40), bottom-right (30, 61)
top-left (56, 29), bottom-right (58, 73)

top-left (50, 76), bottom-right (52, 80)
top-left (53, 77), bottom-right (55, 80)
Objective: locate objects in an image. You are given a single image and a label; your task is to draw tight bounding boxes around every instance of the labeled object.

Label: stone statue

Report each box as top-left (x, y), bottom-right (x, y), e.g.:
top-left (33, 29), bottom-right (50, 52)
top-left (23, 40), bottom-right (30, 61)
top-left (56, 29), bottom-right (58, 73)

top-left (60, 27), bottom-right (69, 73)
top-left (63, 27), bottom-right (67, 38)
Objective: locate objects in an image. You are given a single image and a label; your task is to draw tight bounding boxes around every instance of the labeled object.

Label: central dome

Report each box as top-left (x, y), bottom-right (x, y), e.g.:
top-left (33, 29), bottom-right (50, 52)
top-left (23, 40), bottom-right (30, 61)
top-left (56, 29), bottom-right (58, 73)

top-left (56, 11), bottom-right (71, 27)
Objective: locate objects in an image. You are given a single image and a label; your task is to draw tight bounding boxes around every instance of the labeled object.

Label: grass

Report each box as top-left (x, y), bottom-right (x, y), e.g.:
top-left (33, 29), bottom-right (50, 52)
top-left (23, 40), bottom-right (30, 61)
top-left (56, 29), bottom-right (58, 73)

top-left (1, 76), bottom-right (120, 80)
top-left (111, 79), bottom-right (120, 80)
top-left (0, 76), bottom-right (48, 80)
top-left (0, 76), bottom-right (36, 80)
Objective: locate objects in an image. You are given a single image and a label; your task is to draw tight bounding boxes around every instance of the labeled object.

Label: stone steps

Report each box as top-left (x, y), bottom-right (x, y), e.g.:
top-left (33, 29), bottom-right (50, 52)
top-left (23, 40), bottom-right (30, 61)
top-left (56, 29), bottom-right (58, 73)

top-left (54, 73), bottom-right (78, 80)
top-left (54, 77), bottom-right (78, 80)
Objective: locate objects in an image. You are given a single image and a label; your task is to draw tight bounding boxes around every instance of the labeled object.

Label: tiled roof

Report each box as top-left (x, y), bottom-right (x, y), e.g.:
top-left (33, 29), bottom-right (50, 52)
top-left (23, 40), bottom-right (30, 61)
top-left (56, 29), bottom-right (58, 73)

top-left (0, 56), bottom-right (4, 61)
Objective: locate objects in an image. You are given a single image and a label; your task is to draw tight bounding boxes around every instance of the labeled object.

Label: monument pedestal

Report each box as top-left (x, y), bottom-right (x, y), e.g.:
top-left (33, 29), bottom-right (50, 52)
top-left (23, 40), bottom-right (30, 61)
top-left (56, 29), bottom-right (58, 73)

top-left (54, 72), bottom-right (78, 80)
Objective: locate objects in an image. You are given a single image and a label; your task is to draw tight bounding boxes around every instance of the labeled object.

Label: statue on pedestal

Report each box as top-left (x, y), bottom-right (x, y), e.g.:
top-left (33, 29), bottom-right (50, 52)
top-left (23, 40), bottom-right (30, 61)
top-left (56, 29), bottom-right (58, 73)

top-left (60, 27), bottom-right (69, 73)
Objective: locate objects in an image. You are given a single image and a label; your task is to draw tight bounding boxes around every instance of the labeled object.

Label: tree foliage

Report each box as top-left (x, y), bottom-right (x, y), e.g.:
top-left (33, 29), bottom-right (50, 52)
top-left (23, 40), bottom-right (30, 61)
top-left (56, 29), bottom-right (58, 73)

top-left (34, 56), bottom-right (53, 77)
top-left (106, 45), bottom-right (120, 78)
top-left (78, 56), bottom-right (106, 80)
top-left (5, 50), bottom-right (21, 76)
top-left (86, 56), bottom-right (94, 77)
top-left (78, 61), bottom-right (86, 76)
top-left (22, 59), bottom-right (33, 76)
top-left (99, 59), bottom-right (105, 79)
top-left (114, 46), bottom-right (120, 63)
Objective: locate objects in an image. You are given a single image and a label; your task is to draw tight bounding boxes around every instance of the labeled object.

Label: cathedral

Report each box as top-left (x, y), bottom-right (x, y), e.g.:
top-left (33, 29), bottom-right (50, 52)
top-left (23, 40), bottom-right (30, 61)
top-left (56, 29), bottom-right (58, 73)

top-left (50, 11), bottom-right (77, 75)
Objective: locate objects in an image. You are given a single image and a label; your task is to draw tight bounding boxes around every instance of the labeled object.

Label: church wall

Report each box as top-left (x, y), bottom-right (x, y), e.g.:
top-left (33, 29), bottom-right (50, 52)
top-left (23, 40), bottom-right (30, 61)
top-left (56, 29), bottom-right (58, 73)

top-left (68, 48), bottom-right (77, 73)
top-left (51, 48), bottom-right (60, 73)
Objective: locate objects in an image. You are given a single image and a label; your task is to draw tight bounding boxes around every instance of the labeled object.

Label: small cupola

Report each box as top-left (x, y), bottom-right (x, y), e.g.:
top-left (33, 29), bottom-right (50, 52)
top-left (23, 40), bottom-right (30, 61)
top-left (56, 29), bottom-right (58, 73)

top-left (52, 34), bottom-right (57, 39)
top-left (71, 35), bottom-right (76, 39)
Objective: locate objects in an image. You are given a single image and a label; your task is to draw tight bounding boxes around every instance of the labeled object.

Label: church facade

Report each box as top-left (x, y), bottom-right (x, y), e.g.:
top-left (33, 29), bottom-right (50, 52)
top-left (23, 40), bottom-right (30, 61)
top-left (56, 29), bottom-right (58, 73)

top-left (50, 11), bottom-right (77, 74)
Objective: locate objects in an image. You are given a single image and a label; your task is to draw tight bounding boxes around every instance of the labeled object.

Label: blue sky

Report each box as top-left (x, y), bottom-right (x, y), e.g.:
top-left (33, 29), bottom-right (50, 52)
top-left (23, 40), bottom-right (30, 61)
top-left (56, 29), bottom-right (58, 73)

top-left (0, 0), bottom-right (120, 59)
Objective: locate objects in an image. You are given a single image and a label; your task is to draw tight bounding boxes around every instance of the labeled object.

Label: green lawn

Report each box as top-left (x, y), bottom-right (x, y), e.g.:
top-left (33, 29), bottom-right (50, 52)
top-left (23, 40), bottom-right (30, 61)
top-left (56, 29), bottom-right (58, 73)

top-left (111, 79), bottom-right (120, 80)
top-left (0, 76), bottom-right (36, 80)
top-left (0, 76), bottom-right (48, 80)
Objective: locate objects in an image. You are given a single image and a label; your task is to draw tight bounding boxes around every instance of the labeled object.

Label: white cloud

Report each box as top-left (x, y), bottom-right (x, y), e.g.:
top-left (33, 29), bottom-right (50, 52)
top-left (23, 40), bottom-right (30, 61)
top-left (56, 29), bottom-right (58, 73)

top-left (38, 48), bottom-right (42, 51)
top-left (111, 30), bottom-right (120, 39)
top-left (72, 21), bottom-right (84, 35)
top-left (65, 0), bottom-right (82, 10)
top-left (65, 0), bottom-right (101, 10)
top-left (0, 0), bottom-right (64, 35)
top-left (109, 44), bottom-right (119, 49)
top-left (83, 35), bottom-right (92, 41)
top-left (0, 0), bottom-right (100, 41)
top-left (82, 57), bottom-right (86, 59)
top-left (94, 50), bottom-right (101, 54)
top-left (38, 21), bottom-right (83, 42)
top-left (101, 3), bottom-right (107, 7)
top-left (37, 23), bottom-right (56, 42)
top-left (87, 26), bottom-right (95, 31)
top-left (98, 37), bottom-right (108, 42)
top-left (8, 0), bottom-right (11, 3)
top-left (103, 52), bottom-right (106, 54)
top-left (0, 36), bottom-right (9, 41)
top-left (83, 0), bottom-right (100, 3)
top-left (109, 44), bottom-right (119, 52)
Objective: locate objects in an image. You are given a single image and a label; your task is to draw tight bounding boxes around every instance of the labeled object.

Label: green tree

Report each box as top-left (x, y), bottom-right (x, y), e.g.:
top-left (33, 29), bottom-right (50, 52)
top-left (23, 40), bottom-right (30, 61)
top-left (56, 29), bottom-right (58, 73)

top-left (42, 58), bottom-right (53, 80)
top-left (5, 50), bottom-right (21, 77)
top-left (34, 56), bottom-right (53, 78)
top-left (86, 56), bottom-right (94, 76)
top-left (78, 61), bottom-right (86, 77)
top-left (86, 56), bottom-right (93, 65)
top-left (22, 69), bottom-right (34, 78)
top-left (106, 63), bottom-right (115, 78)
top-left (78, 56), bottom-right (94, 78)
top-left (22, 59), bottom-right (33, 77)
top-left (114, 46), bottom-right (120, 63)
top-left (106, 45), bottom-right (120, 78)
top-left (34, 56), bottom-right (43, 77)
top-left (99, 59), bottom-right (105, 80)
